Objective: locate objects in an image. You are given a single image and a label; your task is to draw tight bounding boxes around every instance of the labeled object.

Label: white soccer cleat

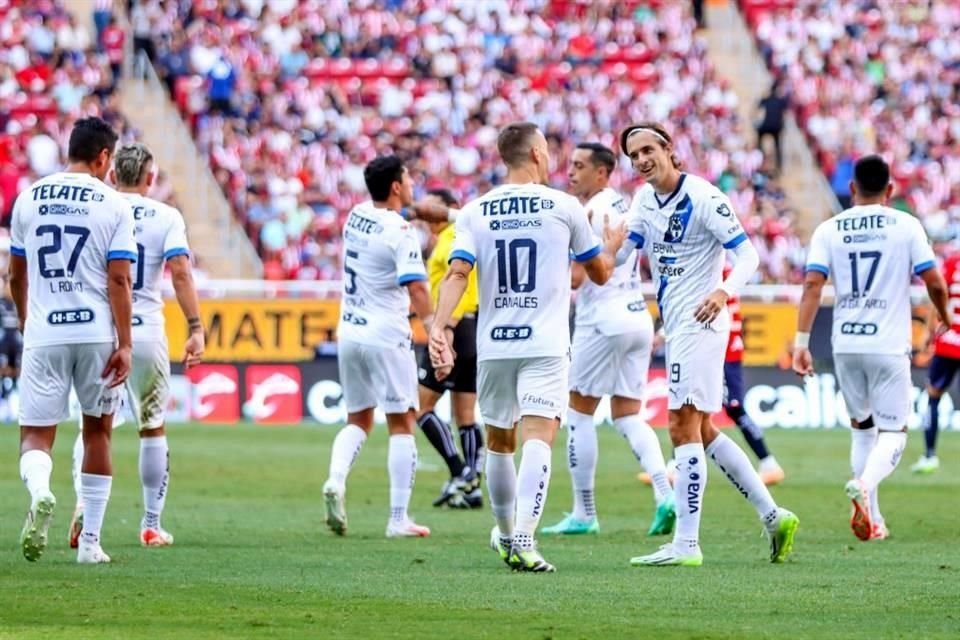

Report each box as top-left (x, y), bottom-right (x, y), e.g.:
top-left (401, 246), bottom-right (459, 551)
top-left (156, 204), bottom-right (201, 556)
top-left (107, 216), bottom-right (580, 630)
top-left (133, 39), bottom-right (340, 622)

top-left (323, 479), bottom-right (347, 536)
top-left (77, 541), bottom-right (112, 564)
top-left (629, 542), bottom-right (703, 567)
top-left (21, 491), bottom-right (56, 562)
top-left (910, 455), bottom-right (939, 475)
top-left (385, 519), bottom-right (431, 538)
top-left (140, 527), bottom-right (174, 547)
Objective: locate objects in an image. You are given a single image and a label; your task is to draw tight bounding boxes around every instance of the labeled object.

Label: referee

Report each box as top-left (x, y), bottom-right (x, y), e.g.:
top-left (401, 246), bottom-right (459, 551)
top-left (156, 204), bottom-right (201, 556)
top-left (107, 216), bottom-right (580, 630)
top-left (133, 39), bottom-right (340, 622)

top-left (416, 189), bottom-right (483, 509)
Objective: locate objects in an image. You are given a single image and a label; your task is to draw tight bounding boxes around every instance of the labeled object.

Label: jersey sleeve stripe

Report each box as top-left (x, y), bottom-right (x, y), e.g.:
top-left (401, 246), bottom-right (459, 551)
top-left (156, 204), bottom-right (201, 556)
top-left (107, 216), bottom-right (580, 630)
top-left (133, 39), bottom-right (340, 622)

top-left (397, 273), bottom-right (427, 285)
top-left (107, 250), bottom-right (137, 262)
top-left (805, 263), bottom-right (829, 276)
top-left (722, 232), bottom-right (748, 249)
top-left (9, 245), bottom-right (25, 257)
top-left (164, 247), bottom-right (190, 260)
top-left (449, 249), bottom-right (476, 266)
top-left (628, 231), bottom-right (645, 248)
top-left (914, 260), bottom-right (936, 275)
top-left (572, 244), bottom-right (601, 262)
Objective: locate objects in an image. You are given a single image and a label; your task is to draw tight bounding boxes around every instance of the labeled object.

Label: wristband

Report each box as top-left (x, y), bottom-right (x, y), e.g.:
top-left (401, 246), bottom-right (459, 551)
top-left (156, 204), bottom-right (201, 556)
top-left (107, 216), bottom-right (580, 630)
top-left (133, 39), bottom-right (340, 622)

top-left (794, 331), bottom-right (810, 349)
top-left (447, 208), bottom-right (459, 222)
top-left (187, 317), bottom-right (203, 333)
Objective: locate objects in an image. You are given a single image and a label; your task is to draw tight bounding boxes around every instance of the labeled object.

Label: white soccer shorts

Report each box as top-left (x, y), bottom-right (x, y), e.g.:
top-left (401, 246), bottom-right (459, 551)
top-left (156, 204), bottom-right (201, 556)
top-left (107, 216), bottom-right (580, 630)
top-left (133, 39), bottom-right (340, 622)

top-left (338, 339), bottom-right (419, 415)
top-left (125, 338), bottom-right (171, 431)
top-left (569, 320), bottom-right (653, 400)
top-left (665, 330), bottom-right (727, 413)
top-left (19, 343), bottom-right (121, 426)
top-left (477, 356), bottom-right (569, 429)
top-left (834, 352), bottom-right (911, 430)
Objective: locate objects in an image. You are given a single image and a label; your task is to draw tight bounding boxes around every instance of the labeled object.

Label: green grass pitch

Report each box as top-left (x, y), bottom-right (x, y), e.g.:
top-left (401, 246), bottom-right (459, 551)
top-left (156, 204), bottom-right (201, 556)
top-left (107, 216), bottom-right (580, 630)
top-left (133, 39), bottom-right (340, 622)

top-left (0, 424), bottom-right (957, 639)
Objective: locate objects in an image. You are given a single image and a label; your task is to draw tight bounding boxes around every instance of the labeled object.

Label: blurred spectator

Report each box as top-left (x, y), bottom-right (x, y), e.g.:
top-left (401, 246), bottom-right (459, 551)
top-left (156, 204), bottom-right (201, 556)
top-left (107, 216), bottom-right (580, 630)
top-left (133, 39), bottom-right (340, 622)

top-left (100, 14), bottom-right (124, 85)
top-left (755, 80), bottom-right (788, 171)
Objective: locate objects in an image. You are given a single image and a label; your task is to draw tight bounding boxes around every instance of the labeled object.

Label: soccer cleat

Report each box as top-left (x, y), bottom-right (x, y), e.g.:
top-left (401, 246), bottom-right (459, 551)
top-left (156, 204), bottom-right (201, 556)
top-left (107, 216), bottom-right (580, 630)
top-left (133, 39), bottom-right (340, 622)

top-left (758, 460), bottom-right (786, 486)
top-left (646, 495), bottom-right (676, 536)
top-left (638, 459), bottom-right (676, 486)
top-left (766, 508), bottom-right (799, 563)
top-left (910, 455), bottom-right (940, 475)
top-left (463, 487), bottom-right (484, 509)
top-left (845, 479), bottom-right (873, 541)
top-left (541, 513), bottom-right (599, 536)
top-left (508, 544), bottom-right (556, 572)
top-left (322, 480), bottom-right (347, 536)
top-left (140, 527), bottom-right (174, 547)
top-left (432, 475), bottom-right (471, 508)
top-left (869, 522), bottom-right (890, 540)
top-left (385, 519), bottom-right (431, 538)
top-left (77, 541), bottom-right (111, 564)
top-left (630, 543), bottom-right (703, 567)
top-left (68, 506), bottom-right (84, 549)
top-left (489, 526), bottom-right (513, 567)
top-left (21, 492), bottom-right (56, 562)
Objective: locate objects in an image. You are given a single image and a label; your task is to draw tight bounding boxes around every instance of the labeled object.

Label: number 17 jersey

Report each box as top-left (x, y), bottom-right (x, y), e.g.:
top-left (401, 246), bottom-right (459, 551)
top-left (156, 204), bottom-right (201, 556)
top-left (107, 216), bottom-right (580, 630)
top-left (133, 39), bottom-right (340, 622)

top-left (450, 183), bottom-right (600, 362)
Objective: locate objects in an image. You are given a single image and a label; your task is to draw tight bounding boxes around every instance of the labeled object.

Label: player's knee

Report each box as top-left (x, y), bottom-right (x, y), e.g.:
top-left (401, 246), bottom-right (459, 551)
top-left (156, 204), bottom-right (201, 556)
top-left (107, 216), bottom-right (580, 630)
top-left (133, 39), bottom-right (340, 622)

top-left (347, 409), bottom-right (375, 433)
top-left (486, 425), bottom-right (517, 453)
top-left (385, 410), bottom-right (416, 435)
top-left (140, 425), bottom-right (165, 438)
top-left (569, 391), bottom-right (600, 415)
top-left (609, 396), bottom-right (641, 420)
top-left (668, 406), bottom-right (701, 444)
top-left (852, 415), bottom-right (874, 430)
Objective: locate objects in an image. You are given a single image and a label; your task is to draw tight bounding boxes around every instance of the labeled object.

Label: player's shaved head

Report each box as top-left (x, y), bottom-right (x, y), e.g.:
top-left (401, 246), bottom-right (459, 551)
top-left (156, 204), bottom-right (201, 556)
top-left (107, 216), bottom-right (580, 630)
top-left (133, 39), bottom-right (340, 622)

top-left (497, 122), bottom-right (541, 168)
top-left (113, 143), bottom-right (154, 187)
top-left (575, 142), bottom-right (616, 176)
top-left (853, 155), bottom-right (890, 198)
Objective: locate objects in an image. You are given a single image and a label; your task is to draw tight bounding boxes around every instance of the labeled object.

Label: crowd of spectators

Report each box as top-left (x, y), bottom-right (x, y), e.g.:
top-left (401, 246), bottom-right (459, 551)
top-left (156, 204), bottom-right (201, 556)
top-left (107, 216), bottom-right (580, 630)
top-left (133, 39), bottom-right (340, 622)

top-left (745, 0), bottom-right (960, 250)
top-left (138, 0), bottom-right (805, 283)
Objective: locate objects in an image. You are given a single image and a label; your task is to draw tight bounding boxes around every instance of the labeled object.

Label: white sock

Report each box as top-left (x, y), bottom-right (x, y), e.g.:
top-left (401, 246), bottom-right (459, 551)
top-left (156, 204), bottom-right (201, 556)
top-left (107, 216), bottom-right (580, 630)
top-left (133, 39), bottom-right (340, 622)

top-left (328, 424), bottom-right (367, 488)
top-left (706, 433), bottom-right (778, 526)
top-left (566, 409), bottom-right (597, 520)
top-left (615, 414), bottom-right (671, 503)
top-left (672, 443), bottom-right (706, 551)
top-left (139, 436), bottom-right (169, 530)
top-left (859, 431), bottom-right (907, 492)
top-left (514, 439), bottom-right (552, 549)
top-left (850, 426), bottom-right (878, 478)
top-left (72, 432), bottom-right (84, 506)
top-left (20, 449), bottom-right (53, 501)
top-left (388, 434), bottom-right (416, 523)
top-left (870, 488), bottom-right (882, 525)
top-left (486, 449), bottom-right (517, 539)
top-left (79, 473), bottom-right (112, 546)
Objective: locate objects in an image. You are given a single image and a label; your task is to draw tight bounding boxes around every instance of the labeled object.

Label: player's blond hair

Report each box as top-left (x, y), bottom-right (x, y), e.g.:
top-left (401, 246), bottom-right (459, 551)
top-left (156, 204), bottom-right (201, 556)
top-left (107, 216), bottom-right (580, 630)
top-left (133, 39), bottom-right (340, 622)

top-left (113, 142), bottom-right (154, 187)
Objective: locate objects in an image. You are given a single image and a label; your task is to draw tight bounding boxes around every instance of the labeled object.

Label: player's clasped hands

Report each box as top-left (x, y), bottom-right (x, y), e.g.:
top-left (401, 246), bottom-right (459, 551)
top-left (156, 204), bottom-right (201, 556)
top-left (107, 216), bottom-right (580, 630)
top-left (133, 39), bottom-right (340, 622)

top-left (694, 289), bottom-right (728, 324)
top-left (428, 326), bottom-right (456, 381)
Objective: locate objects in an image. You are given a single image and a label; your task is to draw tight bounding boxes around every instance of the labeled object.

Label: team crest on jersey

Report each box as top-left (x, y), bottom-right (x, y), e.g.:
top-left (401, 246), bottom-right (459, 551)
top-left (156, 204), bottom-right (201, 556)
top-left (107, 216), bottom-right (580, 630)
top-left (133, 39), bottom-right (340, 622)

top-left (663, 195), bottom-right (693, 244)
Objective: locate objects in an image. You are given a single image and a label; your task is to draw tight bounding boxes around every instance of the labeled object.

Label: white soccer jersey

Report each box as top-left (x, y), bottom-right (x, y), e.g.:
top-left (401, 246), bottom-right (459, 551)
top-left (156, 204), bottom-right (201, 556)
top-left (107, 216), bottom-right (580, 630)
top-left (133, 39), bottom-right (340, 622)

top-left (337, 201), bottom-right (427, 349)
top-left (10, 172), bottom-right (136, 347)
top-left (574, 187), bottom-right (647, 335)
top-left (626, 173), bottom-right (747, 337)
top-left (121, 192), bottom-right (190, 342)
top-left (451, 182), bottom-right (601, 361)
top-left (805, 204), bottom-right (936, 355)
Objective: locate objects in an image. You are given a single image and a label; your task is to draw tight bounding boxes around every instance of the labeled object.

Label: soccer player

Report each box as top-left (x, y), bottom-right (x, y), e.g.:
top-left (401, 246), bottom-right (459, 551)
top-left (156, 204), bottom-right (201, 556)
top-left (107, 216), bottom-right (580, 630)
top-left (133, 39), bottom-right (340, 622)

top-left (68, 142), bottom-right (204, 549)
top-left (416, 188), bottom-right (484, 509)
top-left (913, 249), bottom-right (960, 474)
top-left (542, 142), bottom-right (675, 538)
top-left (794, 154), bottom-right (949, 541)
top-left (429, 122), bottom-right (626, 572)
top-left (618, 123), bottom-right (798, 567)
top-left (322, 155), bottom-right (434, 538)
top-left (10, 116), bottom-right (136, 564)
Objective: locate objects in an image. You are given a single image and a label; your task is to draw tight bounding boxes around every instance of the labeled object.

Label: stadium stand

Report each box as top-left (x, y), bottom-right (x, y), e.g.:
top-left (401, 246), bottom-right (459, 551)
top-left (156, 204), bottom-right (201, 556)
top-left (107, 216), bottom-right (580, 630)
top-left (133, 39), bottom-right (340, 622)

top-left (743, 0), bottom-right (960, 247)
top-left (136, 0), bottom-right (805, 282)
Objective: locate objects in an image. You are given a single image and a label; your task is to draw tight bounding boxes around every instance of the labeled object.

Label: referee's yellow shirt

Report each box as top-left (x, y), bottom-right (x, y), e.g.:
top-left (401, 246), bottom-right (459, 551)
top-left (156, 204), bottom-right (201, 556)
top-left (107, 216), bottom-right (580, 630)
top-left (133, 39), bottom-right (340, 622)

top-left (428, 224), bottom-right (479, 320)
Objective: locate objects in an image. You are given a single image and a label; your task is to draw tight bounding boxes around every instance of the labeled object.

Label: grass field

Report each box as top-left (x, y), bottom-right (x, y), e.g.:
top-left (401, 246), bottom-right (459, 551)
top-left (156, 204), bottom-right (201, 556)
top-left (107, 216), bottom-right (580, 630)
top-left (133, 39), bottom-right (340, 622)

top-left (0, 423), bottom-right (957, 639)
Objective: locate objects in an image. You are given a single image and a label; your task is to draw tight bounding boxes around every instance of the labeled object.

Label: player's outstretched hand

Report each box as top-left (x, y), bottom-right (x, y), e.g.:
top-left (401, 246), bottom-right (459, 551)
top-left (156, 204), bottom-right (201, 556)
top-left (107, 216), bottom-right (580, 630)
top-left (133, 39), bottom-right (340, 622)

top-left (792, 347), bottom-right (815, 377)
top-left (102, 345), bottom-right (132, 388)
top-left (694, 289), bottom-right (728, 324)
top-left (602, 214), bottom-right (628, 252)
top-left (429, 326), bottom-right (456, 381)
top-left (183, 331), bottom-right (205, 370)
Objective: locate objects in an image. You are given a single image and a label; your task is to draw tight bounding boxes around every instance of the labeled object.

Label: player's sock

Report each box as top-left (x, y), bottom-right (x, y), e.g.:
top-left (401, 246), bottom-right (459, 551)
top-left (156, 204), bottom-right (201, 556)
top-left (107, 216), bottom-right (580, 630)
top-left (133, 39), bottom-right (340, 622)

top-left (869, 486), bottom-right (882, 525)
top-left (705, 433), bottom-right (778, 525)
top-left (614, 414), bottom-right (670, 503)
top-left (459, 424), bottom-right (483, 476)
top-left (139, 436), bottom-right (169, 530)
top-left (327, 424), bottom-right (367, 487)
top-left (850, 423), bottom-right (878, 478)
top-left (72, 432), bottom-right (84, 504)
top-left (859, 431), bottom-right (907, 492)
top-left (79, 473), bottom-right (112, 545)
top-left (924, 396), bottom-right (940, 458)
top-left (515, 439), bottom-right (552, 546)
top-left (726, 405), bottom-right (770, 460)
top-left (20, 449), bottom-right (53, 501)
top-left (486, 450), bottom-right (517, 539)
top-left (672, 443), bottom-right (706, 551)
top-left (417, 411), bottom-right (465, 478)
top-left (388, 434), bottom-right (417, 523)
top-left (567, 409), bottom-right (597, 520)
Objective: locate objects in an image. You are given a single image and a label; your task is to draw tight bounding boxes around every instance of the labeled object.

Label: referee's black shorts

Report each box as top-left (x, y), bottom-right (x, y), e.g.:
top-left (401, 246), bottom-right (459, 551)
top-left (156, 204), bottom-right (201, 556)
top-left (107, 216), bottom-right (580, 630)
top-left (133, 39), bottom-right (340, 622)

top-left (418, 315), bottom-right (477, 394)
